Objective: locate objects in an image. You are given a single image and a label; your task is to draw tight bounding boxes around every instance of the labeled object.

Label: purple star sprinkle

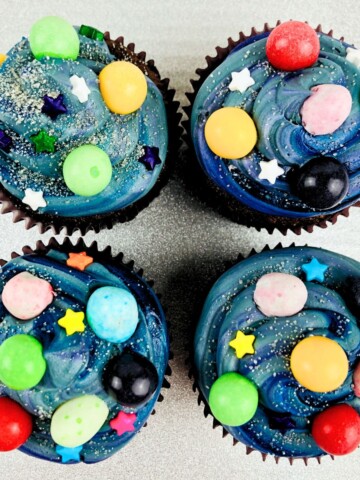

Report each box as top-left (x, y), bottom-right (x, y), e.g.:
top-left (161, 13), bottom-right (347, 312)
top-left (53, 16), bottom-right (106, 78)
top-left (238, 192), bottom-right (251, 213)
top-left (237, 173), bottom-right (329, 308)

top-left (138, 146), bottom-right (161, 171)
top-left (41, 94), bottom-right (67, 120)
top-left (0, 130), bottom-right (12, 152)
top-left (268, 412), bottom-right (296, 433)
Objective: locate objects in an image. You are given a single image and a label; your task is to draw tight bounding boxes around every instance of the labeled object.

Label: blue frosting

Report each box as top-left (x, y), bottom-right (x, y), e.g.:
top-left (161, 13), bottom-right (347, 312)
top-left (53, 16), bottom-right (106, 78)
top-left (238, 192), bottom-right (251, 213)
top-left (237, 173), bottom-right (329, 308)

top-left (0, 28), bottom-right (168, 217)
top-left (191, 32), bottom-right (360, 218)
top-left (194, 247), bottom-right (360, 458)
top-left (0, 249), bottom-right (169, 463)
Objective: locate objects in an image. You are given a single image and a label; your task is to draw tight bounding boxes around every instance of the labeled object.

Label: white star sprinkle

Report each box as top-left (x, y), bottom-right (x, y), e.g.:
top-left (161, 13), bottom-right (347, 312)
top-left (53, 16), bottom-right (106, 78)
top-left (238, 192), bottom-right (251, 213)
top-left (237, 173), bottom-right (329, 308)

top-left (69, 75), bottom-right (91, 103)
top-left (22, 188), bottom-right (47, 211)
top-left (228, 68), bottom-right (255, 93)
top-left (346, 47), bottom-right (360, 68)
top-left (258, 159), bottom-right (285, 185)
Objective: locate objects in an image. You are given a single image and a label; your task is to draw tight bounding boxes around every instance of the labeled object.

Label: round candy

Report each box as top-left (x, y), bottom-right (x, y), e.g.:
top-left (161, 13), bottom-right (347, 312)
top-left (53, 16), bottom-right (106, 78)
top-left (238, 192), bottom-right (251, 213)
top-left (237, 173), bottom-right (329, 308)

top-left (86, 286), bottom-right (139, 343)
top-left (266, 21), bottom-right (320, 71)
top-left (204, 107), bottom-right (257, 160)
top-left (0, 334), bottom-right (46, 390)
top-left (312, 404), bottom-right (360, 455)
top-left (254, 272), bottom-right (308, 317)
top-left (103, 351), bottom-right (158, 408)
top-left (63, 145), bottom-right (112, 196)
top-left (50, 395), bottom-right (108, 448)
top-left (293, 157), bottom-right (349, 210)
top-left (290, 336), bottom-right (348, 392)
top-left (29, 16), bottom-right (80, 61)
top-left (99, 61), bottom-right (148, 115)
top-left (353, 361), bottom-right (360, 397)
top-left (209, 372), bottom-right (258, 426)
top-left (0, 397), bottom-right (33, 451)
top-left (2, 271), bottom-right (53, 320)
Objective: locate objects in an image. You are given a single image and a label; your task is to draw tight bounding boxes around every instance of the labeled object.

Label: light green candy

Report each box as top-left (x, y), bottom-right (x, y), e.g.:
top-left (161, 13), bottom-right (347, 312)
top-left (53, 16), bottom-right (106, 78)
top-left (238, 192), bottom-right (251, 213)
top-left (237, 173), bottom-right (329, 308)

top-left (29, 16), bottom-right (80, 60)
top-left (50, 395), bottom-right (109, 448)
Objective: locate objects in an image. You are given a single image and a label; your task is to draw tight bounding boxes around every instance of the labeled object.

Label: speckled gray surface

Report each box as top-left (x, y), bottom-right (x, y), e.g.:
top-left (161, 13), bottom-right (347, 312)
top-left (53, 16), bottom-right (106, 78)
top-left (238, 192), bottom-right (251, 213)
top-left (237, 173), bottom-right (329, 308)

top-left (1, 0), bottom-right (360, 478)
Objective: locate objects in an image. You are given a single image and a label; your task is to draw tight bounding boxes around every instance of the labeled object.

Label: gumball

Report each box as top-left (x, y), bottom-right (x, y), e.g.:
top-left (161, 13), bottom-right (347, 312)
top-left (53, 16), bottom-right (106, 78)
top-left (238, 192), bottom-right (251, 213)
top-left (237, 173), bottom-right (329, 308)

top-left (29, 16), bottom-right (79, 61)
top-left (63, 145), bottom-right (112, 196)
top-left (103, 351), bottom-right (158, 408)
top-left (209, 372), bottom-right (258, 426)
top-left (204, 107), bottom-right (257, 160)
top-left (0, 397), bottom-right (33, 451)
top-left (266, 21), bottom-right (320, 71)
top-left (312, 404), bottom-right (360, 455)
top-left (290, 336), bottom-right (348, 393)
top-left (0, 334), bottom-right (47, 390)
top-left (293, 157), bottom-right (349, 210)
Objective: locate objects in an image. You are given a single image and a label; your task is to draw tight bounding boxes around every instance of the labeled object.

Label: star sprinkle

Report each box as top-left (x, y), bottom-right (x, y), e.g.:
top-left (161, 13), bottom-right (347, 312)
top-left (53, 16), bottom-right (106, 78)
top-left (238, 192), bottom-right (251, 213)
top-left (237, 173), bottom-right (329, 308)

top-left (228, 68), bottom-right (255, 93)
top-left (79, 24), bottom-right (104, 41)
top-left (58, 309), bottom-right (86, 336)
top-left (56, 444), bottom-right (83, 463)
top-left (30, 130), bottom-right (56, 153)
top-left (229, 331), bottom-right (256, 359)
top-left (66, 252), bottom-right (94, 271)
top-left (22, 188), bottom-right (47, 211)
top-left (0, 54), bottom-right (7, 66)
top-left (0, 130), bottom-right (12, 152)
top-left (110, 411), bottom-right (137, 436)
top-left (302, 258), bottom-right (329, 282)
top-left (41, 94), bottom-right (67, 120)
top-left (70, 75), bottom-right (91, 103)
top-left (138, 146), bottom-right (162, 171)
top-left (268, 413), bottom-right (296, 433)
top-left (346, 47), bottom-right (360, 68)
top-left (258, 159), bottom-right (285, 184)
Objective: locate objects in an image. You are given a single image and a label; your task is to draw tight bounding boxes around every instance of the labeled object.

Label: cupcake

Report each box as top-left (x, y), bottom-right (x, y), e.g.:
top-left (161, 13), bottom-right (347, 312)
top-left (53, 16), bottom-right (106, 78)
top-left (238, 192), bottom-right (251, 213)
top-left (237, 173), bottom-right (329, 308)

top-left (186, 21), bottom-right (360, 234)
top-left (0, 16), bottom-right (178, 234)
top-left (194, 245), bottom-right (360, 462)
top-left (0, 238), bottom-right (170, 464)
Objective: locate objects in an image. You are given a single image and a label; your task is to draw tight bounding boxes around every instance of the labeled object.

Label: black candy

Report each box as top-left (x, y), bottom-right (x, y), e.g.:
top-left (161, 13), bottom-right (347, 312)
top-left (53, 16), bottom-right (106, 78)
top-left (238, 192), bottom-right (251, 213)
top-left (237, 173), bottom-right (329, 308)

top-left (103, 351), bottom-right (158, 408)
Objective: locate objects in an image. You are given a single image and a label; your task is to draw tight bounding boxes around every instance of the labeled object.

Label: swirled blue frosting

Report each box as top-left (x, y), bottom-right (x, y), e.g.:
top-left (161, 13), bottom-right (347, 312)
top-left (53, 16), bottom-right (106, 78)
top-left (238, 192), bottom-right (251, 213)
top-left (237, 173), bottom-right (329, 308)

top-left (194, 247), bottom-right (360, 458)
top-left (191, 32), bottom-right (360, 218)
top-left (0, 28), bottom-right (168, 217)
top-left (0, 249), bottom-right (169, 463)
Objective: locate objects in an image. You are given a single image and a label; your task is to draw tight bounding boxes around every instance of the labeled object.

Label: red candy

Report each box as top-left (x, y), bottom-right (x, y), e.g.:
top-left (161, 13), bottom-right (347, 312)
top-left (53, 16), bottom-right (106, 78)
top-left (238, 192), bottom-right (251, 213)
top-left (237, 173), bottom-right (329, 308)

top-left (312, 404), bottom-right (360, 456)
top-left (266, 21), bottom-right (320, 71)
top-left (0, 397), bottom-right (33, 451)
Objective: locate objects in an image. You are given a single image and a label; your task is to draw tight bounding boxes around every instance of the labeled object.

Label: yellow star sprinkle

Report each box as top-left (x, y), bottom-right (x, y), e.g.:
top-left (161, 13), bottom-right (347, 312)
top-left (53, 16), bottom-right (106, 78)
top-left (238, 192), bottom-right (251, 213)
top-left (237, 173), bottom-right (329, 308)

top-left (58, 309), bottom-right (85, 336)
top-left (0, 54), bottom-right (7, 66)
top-left (229, 331), bottom-right (255, 359)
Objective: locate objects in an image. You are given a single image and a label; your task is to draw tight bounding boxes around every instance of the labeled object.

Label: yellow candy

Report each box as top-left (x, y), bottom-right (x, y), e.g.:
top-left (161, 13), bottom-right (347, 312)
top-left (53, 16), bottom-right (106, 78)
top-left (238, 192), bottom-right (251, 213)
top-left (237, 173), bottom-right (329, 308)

top-left (0, 54), bottom-right (7, 66)
top-left (290, 336), bottom-right (348, 393)
top-left (204, 107), bottom-right (257, 160)
top-left (99, 61), bottom-right (147, 115)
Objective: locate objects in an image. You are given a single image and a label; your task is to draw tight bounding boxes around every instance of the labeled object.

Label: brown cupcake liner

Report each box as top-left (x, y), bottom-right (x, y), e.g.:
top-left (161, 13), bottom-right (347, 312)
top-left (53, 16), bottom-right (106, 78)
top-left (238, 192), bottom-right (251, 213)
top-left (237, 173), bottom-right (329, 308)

top-left (0, 34), bottom-right (182, 235)
top-left (182, 22), bottom-right (360, 235)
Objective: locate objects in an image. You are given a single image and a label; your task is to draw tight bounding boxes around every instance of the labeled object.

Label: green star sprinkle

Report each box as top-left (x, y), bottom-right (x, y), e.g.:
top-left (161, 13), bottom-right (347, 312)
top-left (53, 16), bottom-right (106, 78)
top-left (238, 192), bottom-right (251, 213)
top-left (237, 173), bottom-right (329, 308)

top-left (30, 130), bottom-right (57, 153)
top-left (79, 25), bottom-right (104, 42)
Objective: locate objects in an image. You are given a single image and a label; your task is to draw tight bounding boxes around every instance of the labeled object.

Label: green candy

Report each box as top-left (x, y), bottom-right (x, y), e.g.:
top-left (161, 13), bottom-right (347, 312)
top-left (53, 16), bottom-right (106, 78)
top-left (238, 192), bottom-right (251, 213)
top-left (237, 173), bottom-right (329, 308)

top-left (209, 372), bottom-right (258, 426)
top-left (0, 334), bottom-right (47, 390)
top-left (63, 145), bottom-right (112, 196)
top-left (29, 16), bottom-right (79, 60)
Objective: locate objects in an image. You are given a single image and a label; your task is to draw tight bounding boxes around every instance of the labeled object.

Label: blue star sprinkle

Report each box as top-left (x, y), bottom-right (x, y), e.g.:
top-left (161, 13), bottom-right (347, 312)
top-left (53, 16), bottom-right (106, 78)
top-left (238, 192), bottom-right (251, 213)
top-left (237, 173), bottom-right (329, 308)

top-left (302, 258), bottom-right (329, 282)
top-left (41, 94), bottom-right (67, 120)
top-left (0, 130), bottom-right (12, 151)
top-left (138, 146), bottom-right (161, 171)
top-left (56, 444), bottom-right (83, 463)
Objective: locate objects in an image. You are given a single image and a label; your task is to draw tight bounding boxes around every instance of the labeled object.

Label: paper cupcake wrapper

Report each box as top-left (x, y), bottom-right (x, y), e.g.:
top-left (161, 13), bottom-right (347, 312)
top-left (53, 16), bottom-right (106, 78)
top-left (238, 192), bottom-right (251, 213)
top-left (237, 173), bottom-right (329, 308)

top-left (182, 22), bottom-right (360, 235)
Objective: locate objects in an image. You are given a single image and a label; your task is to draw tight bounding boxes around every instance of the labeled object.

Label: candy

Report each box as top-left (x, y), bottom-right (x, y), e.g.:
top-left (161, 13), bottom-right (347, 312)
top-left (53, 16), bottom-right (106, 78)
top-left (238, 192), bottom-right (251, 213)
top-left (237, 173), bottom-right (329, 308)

top-left (209, 372), bottom-right (258, 426)
top-left (42, 94), bottom-right (67, 120)
top-left (0, 397), bottom-right (33, 451)
top-left (103, 351), bottom-right (158, 408)
top-left (204, 107), bottom-right (257, 160)
top-left (353, 361), bottom-right (360, 397)
top-left (265, 21), bottom-right (320, 71)
top-left (22, 189), bottom-right (47, 211)
top-left (347, 277), bottom-right (360, 316)
top-left (50, 395), bottom-right (108, 448)
top-left (57, 309), bottom-right (85, 336)
top-left (0, 54), bottom-right (7, 66)
top-left (86, 286), bottom-right (139, 343)
top-left (258, 158), bottom-right (284, 184)
top-left (30, 130), bottom-right (56, 154)
top-left (63, 145), bottom-right (112, 196)
top-left (138, 146), bottom-right (162, 171)
top-left (110, 411), bottom-right (137, 436)
top-left (99, 61), bottom-right (148, 115)
top-left (2, 272), bottom-right (53, 320)
top-left (254, 272), bottom-right (307, 317)
top-left (228, 331), bottom-right (255, 359)
top-left (301, 258), bottom-right (329, 282)
top-left (290, 336), bottom-right (348, 392)
top-left (0, 334), bottom-right (46, 390)
top-left (29, 16), bottom-right (79, 61)
top-left (66, 252), bottom-right (93, 271)
top-left (312, 404), bottom-right (360, 455)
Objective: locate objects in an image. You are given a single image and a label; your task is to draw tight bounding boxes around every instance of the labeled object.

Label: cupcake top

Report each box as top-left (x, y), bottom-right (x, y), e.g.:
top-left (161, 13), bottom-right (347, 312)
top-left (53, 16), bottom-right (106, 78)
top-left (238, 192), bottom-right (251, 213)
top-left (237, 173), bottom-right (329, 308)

top-left (0, 16), bottom-right (167, 220)
top-left (191, 21), bottom-right (360, 220)
top-left (194, 246), bottom-right (360, 459)
top-left (0, 243), bottom-right (169, 464)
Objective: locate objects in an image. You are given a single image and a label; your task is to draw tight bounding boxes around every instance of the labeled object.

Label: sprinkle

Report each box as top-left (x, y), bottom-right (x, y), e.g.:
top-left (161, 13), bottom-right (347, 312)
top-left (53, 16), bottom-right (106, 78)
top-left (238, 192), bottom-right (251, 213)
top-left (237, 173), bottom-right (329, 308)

top-left (70, 75), bottom-right (91, 103)
top-left (22, 188), bottom-right (47, 211)
top-left (138, 146), bottom-right (161, 171)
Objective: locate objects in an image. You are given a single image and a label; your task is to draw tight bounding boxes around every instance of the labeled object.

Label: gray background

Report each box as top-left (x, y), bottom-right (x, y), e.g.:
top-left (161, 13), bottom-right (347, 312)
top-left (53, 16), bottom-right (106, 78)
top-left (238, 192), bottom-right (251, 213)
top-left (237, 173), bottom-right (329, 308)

top-left (1, 0), bottom-right (360, 478)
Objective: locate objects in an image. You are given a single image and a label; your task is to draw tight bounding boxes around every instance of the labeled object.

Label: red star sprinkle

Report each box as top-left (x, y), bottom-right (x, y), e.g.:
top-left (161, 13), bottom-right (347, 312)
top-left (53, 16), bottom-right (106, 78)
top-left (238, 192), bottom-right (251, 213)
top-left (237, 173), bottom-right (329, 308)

top-left (66, 252), bottom-right (93, 271)
top-left (110, 411), bottom-right (137, 436)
